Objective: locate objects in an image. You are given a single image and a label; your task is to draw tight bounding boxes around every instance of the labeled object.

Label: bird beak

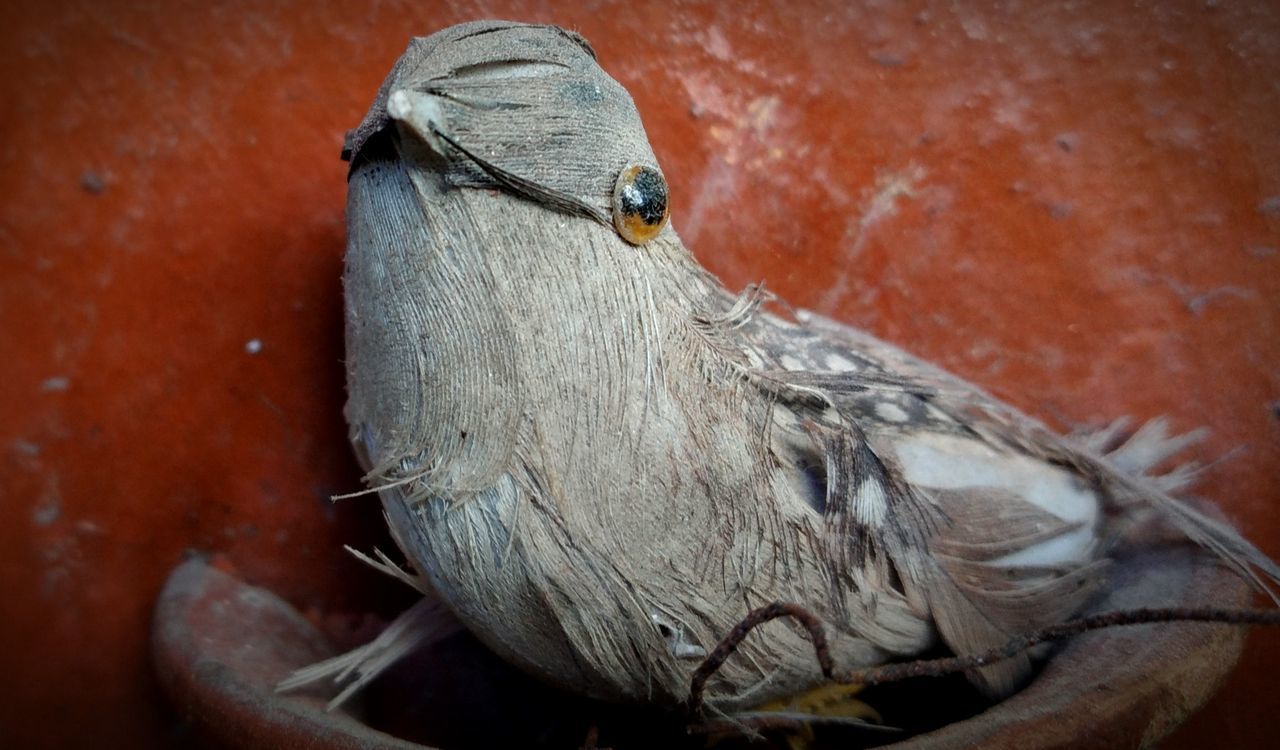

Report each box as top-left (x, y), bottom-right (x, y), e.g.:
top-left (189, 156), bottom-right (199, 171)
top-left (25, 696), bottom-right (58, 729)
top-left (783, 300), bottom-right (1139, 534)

top-left (386, 88), bottom-right (450, 159)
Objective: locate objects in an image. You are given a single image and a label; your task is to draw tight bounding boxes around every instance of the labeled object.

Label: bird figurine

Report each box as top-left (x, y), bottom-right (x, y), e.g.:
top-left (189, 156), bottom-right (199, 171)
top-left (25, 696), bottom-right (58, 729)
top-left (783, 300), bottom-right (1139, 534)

top-left (283, 20), bottom-right (1280, 724)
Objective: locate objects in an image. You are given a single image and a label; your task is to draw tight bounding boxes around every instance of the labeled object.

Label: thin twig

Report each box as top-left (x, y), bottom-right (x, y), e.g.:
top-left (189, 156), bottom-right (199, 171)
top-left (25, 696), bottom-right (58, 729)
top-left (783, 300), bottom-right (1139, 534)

top-left (686, 601), bottom-right (1280, 725)
top-left (839, 606), bottom-right (1280, 687)
top-left (686, 602), bottom-right (833, 716)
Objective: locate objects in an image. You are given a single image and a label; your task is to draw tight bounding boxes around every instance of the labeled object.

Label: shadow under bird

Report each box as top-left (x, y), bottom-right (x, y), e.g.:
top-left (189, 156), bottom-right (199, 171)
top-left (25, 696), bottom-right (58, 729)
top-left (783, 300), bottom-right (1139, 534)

top-left (281, 20), bottom-right (1280, 725)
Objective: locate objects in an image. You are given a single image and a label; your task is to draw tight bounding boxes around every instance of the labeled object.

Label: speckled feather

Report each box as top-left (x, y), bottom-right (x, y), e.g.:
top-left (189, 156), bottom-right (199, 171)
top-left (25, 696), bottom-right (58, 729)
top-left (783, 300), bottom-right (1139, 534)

top-left (288, 21), bottom-right (1280, 713)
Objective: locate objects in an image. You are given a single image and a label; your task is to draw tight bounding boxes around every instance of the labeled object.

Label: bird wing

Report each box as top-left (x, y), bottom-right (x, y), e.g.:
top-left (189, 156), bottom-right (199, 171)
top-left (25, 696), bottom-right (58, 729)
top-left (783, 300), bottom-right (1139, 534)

top-left (723, 297), bottom-right (1278, 696)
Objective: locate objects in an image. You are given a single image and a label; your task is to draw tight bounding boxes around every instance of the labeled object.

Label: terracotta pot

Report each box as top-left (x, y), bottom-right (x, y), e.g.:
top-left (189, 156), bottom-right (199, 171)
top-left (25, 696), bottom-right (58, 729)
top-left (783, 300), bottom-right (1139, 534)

top-left (148, 546), bottom-right (1250, 748)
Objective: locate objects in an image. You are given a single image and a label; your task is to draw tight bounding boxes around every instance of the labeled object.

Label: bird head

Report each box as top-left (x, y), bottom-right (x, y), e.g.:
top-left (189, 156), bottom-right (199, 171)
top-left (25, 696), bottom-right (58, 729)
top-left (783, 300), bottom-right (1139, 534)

top-left (346, 20), bottom-right (672, 248)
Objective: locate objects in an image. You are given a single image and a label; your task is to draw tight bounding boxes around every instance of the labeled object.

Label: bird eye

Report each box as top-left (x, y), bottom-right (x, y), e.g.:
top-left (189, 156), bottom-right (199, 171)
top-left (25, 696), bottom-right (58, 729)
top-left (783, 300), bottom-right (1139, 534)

top-left (611, 165), bottom-right (669, 245)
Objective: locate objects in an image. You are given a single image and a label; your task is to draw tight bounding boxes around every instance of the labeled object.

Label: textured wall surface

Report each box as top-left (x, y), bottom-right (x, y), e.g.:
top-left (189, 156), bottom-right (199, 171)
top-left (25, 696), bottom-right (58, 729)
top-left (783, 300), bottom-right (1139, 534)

top-left (2, 1), bottom-right (1277, 746)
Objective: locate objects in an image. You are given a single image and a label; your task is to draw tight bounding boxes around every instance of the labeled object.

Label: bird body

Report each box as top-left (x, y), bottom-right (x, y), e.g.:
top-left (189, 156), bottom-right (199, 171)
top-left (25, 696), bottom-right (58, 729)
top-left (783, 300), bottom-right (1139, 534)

top-left (330, 21), bottom-right (1279, 713)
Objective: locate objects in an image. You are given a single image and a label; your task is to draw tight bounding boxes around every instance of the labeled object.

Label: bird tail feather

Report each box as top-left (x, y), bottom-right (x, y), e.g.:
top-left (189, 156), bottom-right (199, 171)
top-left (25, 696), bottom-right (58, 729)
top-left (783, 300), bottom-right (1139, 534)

top-left (1091, 417), bottom-right (1280, 605)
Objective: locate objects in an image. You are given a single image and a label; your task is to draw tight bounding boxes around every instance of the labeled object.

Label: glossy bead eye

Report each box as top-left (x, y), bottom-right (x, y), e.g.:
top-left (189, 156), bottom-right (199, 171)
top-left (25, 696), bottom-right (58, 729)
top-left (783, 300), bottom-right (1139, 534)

top-left (612, 165), bottom-right (669, 245)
